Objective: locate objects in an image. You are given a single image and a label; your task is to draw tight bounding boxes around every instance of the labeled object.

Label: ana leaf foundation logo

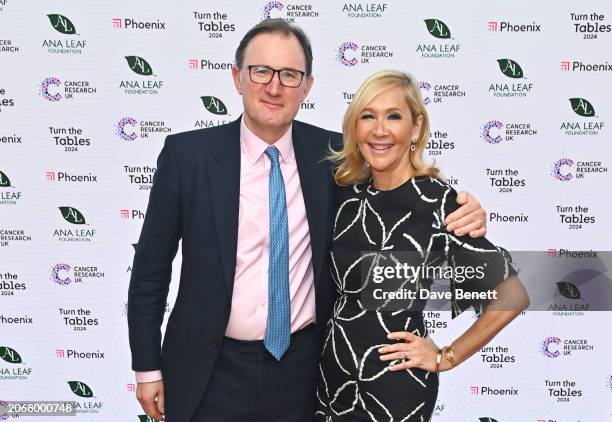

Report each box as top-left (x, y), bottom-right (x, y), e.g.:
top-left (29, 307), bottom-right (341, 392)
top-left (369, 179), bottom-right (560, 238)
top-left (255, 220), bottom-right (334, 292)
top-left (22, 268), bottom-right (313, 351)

top-left (47, 14), bottom-right (77, 35)
top-left (0, 346), bottom-right (22, 364)
top-left (117, 117), bottom-right (138, 141)
top-left (541, 336), bottom-right (561, 358)
top-left (40, 77), bottom-right (62, 101)
top-left (497, 59), bottom-right (523, 78)
top-left (425, 19), bottom-right (451, 39)
top-left (569, 98), bottom-right (596, 117)
top-left (201, 96), bottom-right (228, 115)
top-left (261, 1), bottom-right (284, 19)
top-left (556, 281), bottom-right (581, 299)
top-left (68, 380), bottom-right (93, 397)
top-left (0, 171), bottom-right (13, 188)
top-left (59, 206), bottom-right (87, 224)
top-left (551, 158), bottom-right (573, 181)
top-left (125, 56), bottom-right (155, 76)
top-left (336, 42), bottom-right (358, 67)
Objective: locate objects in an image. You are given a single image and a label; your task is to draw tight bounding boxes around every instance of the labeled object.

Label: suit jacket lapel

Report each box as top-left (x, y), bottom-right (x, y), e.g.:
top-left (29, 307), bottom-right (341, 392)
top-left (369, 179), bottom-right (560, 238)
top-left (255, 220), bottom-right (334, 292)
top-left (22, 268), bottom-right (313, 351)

top-left (292, 123), bottom-right (330, 289)
top-left (208, 117), bottom-right (241, 299)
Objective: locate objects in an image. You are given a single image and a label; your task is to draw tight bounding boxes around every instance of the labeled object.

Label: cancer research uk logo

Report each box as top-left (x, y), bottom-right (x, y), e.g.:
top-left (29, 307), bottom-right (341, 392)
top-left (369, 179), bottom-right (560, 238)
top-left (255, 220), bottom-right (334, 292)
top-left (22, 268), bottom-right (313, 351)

top-left (489, 59), bottom-right (533, 98)
top-left (51, 263), bottom-right (104, 286)
top-left (0, 346), bottom-right (33, 381)
top-left (416, 19), bottom-right (460, 59)
top-left (336, 41), bottom-right (394, 67)
top-left (116, 117), bottom-right (171, 141)
top-left (120, 56), bottom-right (164, 95)
top-left (43, 14), bottom-right (87, 54)
top-left (195, 96), bottom-right (232, 128)
top-left (540, 336), bottom-right (593, 358)
top-left (67, 380), bottom-right (103, 414)
top-left (418, 81), bottom-right (465, 106)
top-left (260, 1), bottom-right (320, 22)
top-left (39, 77), bottom-right (97, 102)
top-left (53, 206), bottom-right (96, 243)
top-left (0, 170), bottom-right (23, 206)
top-left (560, 98), bottom-right (604, 136)
top-left (481, 120), bottom-right (538, 144)
top-left (551, 158), bottom-right (608, 182)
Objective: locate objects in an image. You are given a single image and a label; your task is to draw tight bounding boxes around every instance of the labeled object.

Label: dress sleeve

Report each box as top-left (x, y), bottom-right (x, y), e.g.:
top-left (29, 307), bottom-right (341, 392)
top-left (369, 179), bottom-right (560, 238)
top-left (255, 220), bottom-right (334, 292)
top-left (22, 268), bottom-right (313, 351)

top-left (439, 187), bottom-right (517, 319)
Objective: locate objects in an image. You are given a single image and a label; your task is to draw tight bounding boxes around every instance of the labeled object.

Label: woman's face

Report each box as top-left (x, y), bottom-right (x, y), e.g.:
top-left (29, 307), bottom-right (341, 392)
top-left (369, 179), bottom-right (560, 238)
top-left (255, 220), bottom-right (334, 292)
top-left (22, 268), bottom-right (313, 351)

top-left (355, 86), bottom-right (423, 180)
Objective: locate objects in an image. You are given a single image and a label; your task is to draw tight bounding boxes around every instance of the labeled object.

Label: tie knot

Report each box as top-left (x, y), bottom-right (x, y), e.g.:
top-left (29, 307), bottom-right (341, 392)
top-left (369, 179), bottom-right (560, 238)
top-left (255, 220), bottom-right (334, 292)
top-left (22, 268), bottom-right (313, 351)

top-left (265, 146), bottom-right (280, 164)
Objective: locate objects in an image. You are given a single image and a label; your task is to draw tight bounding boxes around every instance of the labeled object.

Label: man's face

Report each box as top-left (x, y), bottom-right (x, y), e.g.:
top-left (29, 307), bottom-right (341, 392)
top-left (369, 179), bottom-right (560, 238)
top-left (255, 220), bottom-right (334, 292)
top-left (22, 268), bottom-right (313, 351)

top-left (232, 32), bottom-right (313, 137)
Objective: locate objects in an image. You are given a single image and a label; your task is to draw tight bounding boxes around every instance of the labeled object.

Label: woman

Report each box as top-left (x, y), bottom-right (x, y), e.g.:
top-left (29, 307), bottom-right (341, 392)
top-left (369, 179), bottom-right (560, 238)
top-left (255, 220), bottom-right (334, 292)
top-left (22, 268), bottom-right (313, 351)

top-left (316, 70), bottom-right (529, 421)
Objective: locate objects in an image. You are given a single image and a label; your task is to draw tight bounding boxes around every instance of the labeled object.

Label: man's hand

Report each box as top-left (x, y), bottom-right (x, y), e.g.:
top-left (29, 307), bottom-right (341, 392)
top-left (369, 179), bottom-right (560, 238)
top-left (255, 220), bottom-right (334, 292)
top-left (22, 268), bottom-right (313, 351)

top-left (445, 191), bottom-right (487, 238)
top-left (136, 380), bottom-right (165, 421)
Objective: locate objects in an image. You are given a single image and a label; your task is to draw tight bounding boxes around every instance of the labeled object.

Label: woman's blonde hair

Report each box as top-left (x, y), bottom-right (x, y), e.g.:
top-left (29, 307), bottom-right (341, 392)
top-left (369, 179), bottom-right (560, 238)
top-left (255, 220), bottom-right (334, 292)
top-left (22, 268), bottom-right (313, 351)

top-left (329, 70), bottom-right (439, 186)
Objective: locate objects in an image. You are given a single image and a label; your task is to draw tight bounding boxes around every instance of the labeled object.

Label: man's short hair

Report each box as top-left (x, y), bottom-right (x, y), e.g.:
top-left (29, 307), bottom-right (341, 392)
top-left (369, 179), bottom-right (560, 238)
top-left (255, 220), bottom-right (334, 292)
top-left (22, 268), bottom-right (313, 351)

top-left (235, 18), bottom-right (313, 76)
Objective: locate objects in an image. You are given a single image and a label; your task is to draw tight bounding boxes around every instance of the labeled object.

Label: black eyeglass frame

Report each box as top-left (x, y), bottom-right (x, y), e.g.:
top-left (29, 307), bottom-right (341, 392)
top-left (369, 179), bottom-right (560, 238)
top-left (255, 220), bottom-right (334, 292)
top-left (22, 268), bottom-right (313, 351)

top-left (241, 64), bottom-right (308, 88)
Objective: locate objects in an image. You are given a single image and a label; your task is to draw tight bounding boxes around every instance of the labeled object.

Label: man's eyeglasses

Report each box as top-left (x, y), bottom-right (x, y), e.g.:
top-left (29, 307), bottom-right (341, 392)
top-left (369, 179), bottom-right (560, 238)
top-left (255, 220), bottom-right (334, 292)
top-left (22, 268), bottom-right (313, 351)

top-left (243, 65), bottom-right (307, 88)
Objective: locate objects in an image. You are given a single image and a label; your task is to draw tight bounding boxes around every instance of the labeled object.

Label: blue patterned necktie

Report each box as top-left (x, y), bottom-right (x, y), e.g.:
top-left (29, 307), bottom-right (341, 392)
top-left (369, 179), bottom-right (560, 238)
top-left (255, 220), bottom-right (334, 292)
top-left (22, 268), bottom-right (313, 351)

top-left (263, 146), bottom-right (291, 361)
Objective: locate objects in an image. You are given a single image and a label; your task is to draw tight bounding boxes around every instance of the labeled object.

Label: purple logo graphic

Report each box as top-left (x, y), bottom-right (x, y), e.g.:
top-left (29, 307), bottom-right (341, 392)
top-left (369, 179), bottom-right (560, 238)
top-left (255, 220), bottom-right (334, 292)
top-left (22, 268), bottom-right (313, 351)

top-left (337, 42), bottom-right (359, 67)
top-left (261, 1), bottom-right (284, 19)
top-left (51, 263), bottom-right (72, 285)
top-left (116, 117), bottom-right (138, 141)
top-left (482, 120), bottom-right (504, 144)
top-left (552, 158), bottom-right (574, 181)
top-left (40, 77), bottom-right (62, 102)
top-left (541, 336), bottom-right (561, 358)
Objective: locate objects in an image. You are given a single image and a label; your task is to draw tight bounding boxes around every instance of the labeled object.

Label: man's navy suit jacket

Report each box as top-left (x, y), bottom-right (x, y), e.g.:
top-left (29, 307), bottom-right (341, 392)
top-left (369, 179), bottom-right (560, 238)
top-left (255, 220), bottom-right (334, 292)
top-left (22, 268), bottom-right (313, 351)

top-left (128, 117), bottom-right (343, 422)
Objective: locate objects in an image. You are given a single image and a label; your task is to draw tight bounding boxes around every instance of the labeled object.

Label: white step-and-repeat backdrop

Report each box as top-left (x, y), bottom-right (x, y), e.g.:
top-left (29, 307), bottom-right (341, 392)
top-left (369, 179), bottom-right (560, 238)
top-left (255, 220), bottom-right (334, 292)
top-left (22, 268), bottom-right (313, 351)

top-left (1, 0), bottom-right (611, 421)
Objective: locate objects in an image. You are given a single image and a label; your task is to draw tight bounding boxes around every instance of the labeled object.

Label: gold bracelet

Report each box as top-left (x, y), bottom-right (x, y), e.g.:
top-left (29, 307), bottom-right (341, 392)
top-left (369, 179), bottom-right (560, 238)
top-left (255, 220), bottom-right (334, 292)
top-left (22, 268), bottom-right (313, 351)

top-left (435, 348), bottom-right (442, 373)
top-left (442, 345), bottom-right (456, 368)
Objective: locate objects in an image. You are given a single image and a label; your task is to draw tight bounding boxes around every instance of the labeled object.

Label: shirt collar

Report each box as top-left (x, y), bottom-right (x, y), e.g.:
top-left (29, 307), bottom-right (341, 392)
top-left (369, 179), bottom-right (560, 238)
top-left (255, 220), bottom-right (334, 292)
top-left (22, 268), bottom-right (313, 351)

top-left (240, 118), bottom-right (294, 165)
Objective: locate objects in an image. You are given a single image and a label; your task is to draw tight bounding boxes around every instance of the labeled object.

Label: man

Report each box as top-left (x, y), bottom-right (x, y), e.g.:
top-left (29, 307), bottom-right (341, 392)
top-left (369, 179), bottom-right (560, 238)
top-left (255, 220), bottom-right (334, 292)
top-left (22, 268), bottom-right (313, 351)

top-left (128, 18), bottom-right (487, 422)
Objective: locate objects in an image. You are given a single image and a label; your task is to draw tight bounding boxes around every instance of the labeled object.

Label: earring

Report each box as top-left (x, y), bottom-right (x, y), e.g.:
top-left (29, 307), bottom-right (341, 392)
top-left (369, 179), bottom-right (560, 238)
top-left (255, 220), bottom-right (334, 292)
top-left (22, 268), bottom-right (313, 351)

top-left (410, 143), bottom-right (416, 151)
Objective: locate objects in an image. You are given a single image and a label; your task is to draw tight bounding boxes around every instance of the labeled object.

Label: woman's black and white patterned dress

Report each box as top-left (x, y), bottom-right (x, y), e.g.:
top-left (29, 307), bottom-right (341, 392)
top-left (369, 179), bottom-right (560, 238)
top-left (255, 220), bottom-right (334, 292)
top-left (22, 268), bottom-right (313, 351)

top-left (316, 177), bottom-right (516, 421)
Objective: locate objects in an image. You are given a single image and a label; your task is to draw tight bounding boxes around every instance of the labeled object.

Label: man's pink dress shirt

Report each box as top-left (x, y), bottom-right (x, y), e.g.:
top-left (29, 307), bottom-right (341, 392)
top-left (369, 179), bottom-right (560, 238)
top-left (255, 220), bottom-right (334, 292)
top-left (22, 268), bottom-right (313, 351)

top-left (135, 119), bottom-right (316, 383)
